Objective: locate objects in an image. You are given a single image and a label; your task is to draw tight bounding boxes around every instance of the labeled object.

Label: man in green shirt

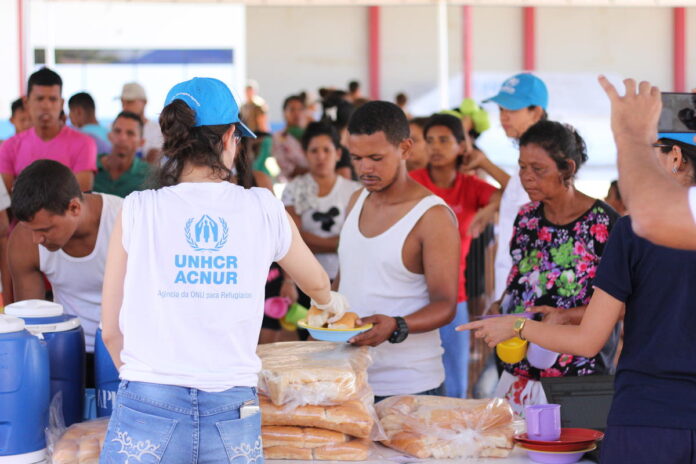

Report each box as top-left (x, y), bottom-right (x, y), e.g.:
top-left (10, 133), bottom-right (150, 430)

top-left (94, 111), bottom-right (151, 198)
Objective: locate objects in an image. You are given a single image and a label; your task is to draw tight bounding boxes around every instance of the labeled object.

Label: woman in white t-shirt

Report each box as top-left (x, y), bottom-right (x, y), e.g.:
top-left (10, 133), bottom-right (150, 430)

top-left (282, 122), bottom-right (360, 280)
top-left (100, 78), bottom-right (347, 463)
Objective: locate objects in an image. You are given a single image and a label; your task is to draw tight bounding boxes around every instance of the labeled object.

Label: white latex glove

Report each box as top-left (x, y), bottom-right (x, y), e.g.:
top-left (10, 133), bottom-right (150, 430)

top-left (311, 291), bottom-right (350, 323)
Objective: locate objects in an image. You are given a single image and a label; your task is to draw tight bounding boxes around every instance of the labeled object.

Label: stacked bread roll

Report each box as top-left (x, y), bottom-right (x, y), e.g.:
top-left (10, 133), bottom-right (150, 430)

top-left (52, 418), bottom-right (109, 464)
top-left (375, 396), bottom-right (515, 459)
top-left (257, 341), bottom-right (377, 460)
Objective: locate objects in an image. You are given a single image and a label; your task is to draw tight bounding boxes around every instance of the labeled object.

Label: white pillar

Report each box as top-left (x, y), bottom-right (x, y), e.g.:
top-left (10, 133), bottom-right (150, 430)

top-left (436, 0), bottom-right (449, 110)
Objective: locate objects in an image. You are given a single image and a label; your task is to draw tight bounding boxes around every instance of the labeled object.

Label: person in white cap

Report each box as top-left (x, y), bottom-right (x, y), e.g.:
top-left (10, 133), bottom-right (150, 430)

top-left (100, 77), bottom-right (347, 462)
top-left (120, 82), bottom-right (163, 164)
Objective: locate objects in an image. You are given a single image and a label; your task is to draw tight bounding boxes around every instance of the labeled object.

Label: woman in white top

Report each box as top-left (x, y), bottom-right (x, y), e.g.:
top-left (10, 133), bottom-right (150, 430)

top-left (282, 122), bottom-right (361, 281)
top-left (100, 78), bottom-right (346, 463)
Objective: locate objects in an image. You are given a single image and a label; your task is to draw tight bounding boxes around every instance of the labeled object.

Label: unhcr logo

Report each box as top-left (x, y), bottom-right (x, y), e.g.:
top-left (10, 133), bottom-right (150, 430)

top-left (185, 215), bottom-right (229, 252)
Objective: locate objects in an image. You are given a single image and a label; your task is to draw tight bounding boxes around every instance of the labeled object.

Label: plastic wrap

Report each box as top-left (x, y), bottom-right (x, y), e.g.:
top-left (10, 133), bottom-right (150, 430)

top-left (257, 341), bottom-right (384, 441)
top-left (51, 418), bottom-right (109, 464)
top-left (260, 394), bottom-right (374, 439)
top-left (262, 426), bottom-right (349, 448)
top-left (375, 395), bottom-right (515, 459)
top-left (257, 341), bottom-right (371, 407)
top-left (264, 438), bottom-right (371, 461)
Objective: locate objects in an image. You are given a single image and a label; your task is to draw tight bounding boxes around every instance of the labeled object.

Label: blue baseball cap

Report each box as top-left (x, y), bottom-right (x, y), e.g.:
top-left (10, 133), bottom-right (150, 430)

top-left (483, 73), bottom-right (548, 111)
top-left (658, 132), bottom-right (696, 147)
top-left (164, 77), bottom-right (255, 138)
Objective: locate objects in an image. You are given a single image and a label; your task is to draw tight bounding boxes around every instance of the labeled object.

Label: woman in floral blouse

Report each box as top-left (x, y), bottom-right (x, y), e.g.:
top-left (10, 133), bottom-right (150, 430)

top-left (494, 120), bottom-right (620, 414)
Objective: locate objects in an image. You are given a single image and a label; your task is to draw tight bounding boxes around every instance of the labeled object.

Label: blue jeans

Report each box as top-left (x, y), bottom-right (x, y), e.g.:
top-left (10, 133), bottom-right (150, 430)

top-left (440, 301), bottom-right (469, 398)
top-left (100, 381), bottom-right (262, 464)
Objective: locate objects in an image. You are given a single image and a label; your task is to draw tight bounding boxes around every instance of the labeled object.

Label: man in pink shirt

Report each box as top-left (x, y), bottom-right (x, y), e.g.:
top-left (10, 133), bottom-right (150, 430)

top-left (0, 68), bottom-right (96, 192)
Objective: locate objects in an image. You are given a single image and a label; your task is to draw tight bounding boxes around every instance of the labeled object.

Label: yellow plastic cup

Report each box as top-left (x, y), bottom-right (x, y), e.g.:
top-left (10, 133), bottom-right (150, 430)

top-left (496, 337), bottom-right (528, 364)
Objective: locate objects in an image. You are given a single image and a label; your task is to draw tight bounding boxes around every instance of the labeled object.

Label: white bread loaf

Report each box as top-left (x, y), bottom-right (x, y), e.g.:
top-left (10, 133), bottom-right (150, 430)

top-left (376, 395), bottom-right (514, 459)
top-left (260, 395), bottom-right (373, 438)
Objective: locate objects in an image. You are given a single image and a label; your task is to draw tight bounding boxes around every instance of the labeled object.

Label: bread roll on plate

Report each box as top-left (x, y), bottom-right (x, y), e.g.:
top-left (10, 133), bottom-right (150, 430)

top-left (307, 306), bottom-right (329, 328)
top-left (328, 312), bottom-right (358, 330)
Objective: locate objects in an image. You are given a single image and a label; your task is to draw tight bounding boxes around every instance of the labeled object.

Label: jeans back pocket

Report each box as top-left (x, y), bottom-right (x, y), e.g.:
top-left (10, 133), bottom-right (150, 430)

top-left (101, 404), bottom-right (178, 463)
top-left (216, 411), bottom-right (263, 464)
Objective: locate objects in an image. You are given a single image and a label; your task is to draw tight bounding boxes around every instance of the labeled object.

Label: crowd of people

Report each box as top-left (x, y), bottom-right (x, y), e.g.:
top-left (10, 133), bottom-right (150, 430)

top-left (1, 66), bottom-right (695, 463)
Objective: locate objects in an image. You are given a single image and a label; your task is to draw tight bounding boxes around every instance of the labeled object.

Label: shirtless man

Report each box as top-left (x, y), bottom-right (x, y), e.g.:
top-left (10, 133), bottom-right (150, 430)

top-left (337, 101), bottom-right (460, 400)
top-left (8, 160), bottom-right (122, 372)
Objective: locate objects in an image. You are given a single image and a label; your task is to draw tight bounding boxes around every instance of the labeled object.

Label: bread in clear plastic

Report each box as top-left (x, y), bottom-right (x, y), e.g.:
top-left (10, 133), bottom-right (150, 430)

top-left (375, 395), bottom-right (515, 459)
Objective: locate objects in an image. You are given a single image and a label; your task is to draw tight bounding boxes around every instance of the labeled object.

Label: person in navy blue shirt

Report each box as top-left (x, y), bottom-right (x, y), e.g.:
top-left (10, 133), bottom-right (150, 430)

top-left (459, 134), bottom-right (696, 463)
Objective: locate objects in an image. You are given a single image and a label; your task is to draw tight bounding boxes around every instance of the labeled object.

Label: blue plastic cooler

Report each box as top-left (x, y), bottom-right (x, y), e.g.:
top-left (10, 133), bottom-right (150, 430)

top-left (0, 314), bottom-right (50, 463)
top-left (5, 300), bottom-right (85, 427)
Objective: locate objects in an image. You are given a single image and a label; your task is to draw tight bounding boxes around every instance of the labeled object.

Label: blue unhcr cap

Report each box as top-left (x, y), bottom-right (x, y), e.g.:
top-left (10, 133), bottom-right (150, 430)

top-left (484, 73), bottom-right (548, 111)
top-left (164, 77), bottom-right (255, 138)
top-left (658, 132), bottom-right (696, 147)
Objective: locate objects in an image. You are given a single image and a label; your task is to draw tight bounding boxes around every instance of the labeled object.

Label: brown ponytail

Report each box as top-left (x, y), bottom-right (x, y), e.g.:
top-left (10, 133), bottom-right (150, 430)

top-left (156, 99), bottom-right (252, 188)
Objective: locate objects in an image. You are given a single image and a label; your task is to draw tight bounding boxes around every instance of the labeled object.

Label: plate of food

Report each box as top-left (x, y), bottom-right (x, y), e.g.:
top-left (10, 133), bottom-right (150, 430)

top-left (297, 307), bottom-right (372, 342)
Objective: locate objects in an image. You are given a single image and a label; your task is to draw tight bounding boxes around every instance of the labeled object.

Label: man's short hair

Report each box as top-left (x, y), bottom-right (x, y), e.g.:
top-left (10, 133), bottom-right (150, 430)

top-left (283, 95), bottom-right (305, 111)
top-left (68, 92), bottom-right (96, 113)
top-left (347, 101), bottom-right (409, 146)
top-left (12, 160), bottom-right (82, 222)
top-left (11, 98), bottom-right (24, 116)
top-left (27, 68), bottom-right (62, 96)
top-left (114, 110), bottom-right (144, 136)
top-left (348, 80), bottom-right (360, 93)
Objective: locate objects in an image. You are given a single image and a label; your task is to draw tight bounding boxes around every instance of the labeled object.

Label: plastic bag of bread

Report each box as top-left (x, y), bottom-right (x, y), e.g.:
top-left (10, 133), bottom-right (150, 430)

top-left (260, 394), bottom-right (374, 438)
top-left (257, 341), bottom-right (371, 407)
top-left (375, 395), bottom-right (514, 459)
top-left (52, 418), bottom-right (109, 464)
top-left (264, 437), bottom-right (371, 461)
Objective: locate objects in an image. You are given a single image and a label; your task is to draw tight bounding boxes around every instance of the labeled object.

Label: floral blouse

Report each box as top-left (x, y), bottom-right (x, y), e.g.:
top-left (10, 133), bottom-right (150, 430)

top-left (501, 199), bottom-right (620, 380)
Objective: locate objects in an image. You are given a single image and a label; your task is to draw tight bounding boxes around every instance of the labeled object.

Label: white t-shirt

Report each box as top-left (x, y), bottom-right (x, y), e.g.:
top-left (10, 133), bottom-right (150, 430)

top-left (281, 174), bottom-right (360, 279)
top-left (494, 170), bottom-right (530, 298)
top-left (118, 182), bottom-right (291, 391)
top-left (142, 119), bottom-right (163, 156)
top-left (39, 193), bottom-right (122, 352)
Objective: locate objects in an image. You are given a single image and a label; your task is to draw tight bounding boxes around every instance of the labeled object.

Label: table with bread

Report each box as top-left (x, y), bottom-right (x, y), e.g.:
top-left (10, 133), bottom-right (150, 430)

top-left (49, 338), bottom-right (590, 463)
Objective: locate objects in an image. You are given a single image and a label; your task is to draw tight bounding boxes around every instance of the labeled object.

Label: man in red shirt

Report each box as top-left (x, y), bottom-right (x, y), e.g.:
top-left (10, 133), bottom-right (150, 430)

top-left (410, 113), bottom-right (500, 398)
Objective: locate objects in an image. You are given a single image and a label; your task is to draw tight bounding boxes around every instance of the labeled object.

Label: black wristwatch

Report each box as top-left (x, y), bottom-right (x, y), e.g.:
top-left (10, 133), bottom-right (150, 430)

top-left (388, 316), bottom-right (409, 344)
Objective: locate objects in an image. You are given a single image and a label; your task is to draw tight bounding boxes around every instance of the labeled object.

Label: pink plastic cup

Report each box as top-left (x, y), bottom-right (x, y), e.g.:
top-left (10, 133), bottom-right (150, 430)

top-left (264, 297), bottom-right (291, 319)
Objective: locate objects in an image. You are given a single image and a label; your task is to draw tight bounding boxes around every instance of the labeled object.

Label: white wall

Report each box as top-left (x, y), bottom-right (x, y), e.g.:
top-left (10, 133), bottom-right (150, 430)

top-left (0, 0), bottom-right (22, 120)
top-left (246, 6), bottom-right (367, 123)
top-left (688, 8), bottom-right (696, 90)
top-left (26, 1), bottom-right (246, 120)
top-left (537, 7), bottom-right (672, 89)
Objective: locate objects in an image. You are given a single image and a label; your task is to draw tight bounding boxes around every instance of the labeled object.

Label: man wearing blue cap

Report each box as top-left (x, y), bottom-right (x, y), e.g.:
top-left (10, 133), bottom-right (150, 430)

top-left (465, 73), bottom-right (549, 302)
top-left (600, 77), bottom-right (696, 250)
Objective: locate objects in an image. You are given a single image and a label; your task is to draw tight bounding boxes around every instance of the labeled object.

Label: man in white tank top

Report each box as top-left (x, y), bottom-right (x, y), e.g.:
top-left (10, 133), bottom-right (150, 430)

top-left (337, 101), bottom-right (461, 399)
top-left (8, 160), bottom-right (122, 356)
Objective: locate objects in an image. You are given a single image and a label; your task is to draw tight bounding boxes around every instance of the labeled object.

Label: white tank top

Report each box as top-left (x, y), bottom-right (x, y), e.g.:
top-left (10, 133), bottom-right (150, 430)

top-left (39, 193), bottom-right (123, 352)
top-left (338, 189), bottom-right (448, 396)
top-left (118, 183), bottom-right (291, 391)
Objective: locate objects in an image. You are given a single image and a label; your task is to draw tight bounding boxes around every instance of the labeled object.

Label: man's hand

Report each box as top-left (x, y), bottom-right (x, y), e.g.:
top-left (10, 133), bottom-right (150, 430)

top-left (461, 149), bottom-right (488, 172)
top-left (349, 315), bottom-right (397, 347)
top-left (598, 76), bottom-right (661, 145)
top-left (529, 305), bottom-right (570, 325)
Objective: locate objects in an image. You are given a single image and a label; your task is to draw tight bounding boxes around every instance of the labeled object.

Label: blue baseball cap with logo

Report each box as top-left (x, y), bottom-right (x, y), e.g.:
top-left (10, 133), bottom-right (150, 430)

top-left (164, 77), bottom-right (255, 138)
top-left (658, 132), bottom-right (696, 147)
top-left (484, 73), bottom-right (549, 111)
